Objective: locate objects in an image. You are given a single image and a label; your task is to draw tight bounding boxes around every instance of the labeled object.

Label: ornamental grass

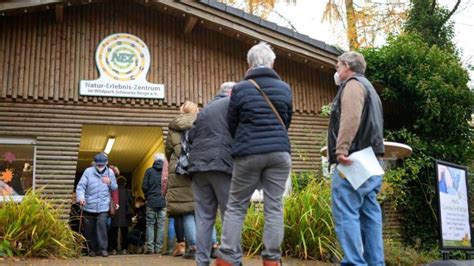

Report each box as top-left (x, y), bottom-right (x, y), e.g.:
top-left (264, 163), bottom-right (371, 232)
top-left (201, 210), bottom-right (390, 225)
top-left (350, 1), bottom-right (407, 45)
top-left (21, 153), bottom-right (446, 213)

top-left (0, 188), bottom-right (83, 258)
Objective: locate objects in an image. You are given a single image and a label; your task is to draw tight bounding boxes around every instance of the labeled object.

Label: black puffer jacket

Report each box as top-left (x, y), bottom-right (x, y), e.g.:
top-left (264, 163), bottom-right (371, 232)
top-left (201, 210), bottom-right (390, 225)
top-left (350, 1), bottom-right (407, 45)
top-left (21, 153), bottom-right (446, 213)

top-left (188, 94), bottom-right (233, 175)
top-left (228, 67), bottom-right (292, 157)
top-left (142, 160), bottom-right (166, 208)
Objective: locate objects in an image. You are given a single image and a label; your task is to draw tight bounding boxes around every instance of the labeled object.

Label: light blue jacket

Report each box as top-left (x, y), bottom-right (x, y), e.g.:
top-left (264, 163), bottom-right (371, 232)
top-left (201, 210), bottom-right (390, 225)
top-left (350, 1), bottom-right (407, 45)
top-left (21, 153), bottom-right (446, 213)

top-left (76, 166), bottom-right (118, 213)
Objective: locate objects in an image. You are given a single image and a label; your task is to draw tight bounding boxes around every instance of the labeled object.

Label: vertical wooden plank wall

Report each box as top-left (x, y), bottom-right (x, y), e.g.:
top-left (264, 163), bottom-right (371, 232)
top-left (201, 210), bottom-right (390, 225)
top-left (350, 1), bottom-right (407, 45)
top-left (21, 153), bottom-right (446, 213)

top-left (0, 1), bottom-right (334, 113)
top-left (0, 1), bottom-right (334, 218)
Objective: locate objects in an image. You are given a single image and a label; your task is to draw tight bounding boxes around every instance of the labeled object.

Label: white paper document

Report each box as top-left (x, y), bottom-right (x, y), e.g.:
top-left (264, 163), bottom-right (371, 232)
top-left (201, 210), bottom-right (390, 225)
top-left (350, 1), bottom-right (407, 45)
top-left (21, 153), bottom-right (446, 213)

top-left (336, 147), bottom-right (385, 190)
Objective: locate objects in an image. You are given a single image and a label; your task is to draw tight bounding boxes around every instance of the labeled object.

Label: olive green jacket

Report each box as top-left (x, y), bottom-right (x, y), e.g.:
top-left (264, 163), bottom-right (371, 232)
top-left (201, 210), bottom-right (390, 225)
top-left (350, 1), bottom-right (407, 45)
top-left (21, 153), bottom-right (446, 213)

top-left (165, 113), bottom-right (197, 216)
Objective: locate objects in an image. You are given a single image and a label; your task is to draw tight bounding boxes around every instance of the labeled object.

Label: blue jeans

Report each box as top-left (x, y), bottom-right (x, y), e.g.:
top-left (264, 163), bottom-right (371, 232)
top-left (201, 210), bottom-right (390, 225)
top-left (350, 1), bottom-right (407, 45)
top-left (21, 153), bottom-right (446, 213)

top-left (146, 207), bottom-right (166, 253)
top-left (212, 227), bottom-right (217, 245)
top-left (183, 213), bottom-right (196, 247)
top-left (331, 169), bottom-right (384, 266)
top-left (167, 217), bottom-right (176, 252)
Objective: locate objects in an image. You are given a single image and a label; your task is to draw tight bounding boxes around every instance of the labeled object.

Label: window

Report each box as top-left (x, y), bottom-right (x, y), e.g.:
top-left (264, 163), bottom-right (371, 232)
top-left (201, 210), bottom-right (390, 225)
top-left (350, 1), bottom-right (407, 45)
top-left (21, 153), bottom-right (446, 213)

top-left (0, 138), bottom-right (36, 202)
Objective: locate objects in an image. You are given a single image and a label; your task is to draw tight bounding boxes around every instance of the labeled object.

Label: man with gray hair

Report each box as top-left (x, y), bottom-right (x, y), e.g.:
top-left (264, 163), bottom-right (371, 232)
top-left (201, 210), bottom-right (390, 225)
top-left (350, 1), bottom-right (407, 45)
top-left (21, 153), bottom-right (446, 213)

top-left (328, 51), bottom-right (385, 265)
top-left (216, 42), bottom-right (292, 266)
top-left (188, 82), bottom-right (235, 266)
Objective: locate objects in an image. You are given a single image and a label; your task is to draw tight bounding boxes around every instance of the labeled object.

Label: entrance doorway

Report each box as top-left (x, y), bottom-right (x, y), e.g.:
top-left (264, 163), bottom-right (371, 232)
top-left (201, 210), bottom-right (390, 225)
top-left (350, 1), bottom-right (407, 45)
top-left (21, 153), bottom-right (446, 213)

top-left (75, 125), bottom-right (164, 197)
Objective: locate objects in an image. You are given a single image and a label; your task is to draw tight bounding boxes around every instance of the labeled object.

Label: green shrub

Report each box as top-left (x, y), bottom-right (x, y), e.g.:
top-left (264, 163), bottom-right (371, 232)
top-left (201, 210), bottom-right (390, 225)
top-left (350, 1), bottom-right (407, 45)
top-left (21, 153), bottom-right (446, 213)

top-left (0, 189), bottom-right (84, 258)
top-left (239, 173), bottom-right (342, 262)
top-left (362, 33), bottom-right (474, 249)
top-left (384, 240), bottom-right (439, 266)
top-left (283, 175), bottom-right (341, 261)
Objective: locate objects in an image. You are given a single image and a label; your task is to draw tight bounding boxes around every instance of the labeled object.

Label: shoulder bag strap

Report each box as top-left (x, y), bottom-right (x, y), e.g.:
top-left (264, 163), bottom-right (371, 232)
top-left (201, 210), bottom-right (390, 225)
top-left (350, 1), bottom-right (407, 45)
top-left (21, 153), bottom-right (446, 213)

top-left (248, 79), bottom-right (286, 130)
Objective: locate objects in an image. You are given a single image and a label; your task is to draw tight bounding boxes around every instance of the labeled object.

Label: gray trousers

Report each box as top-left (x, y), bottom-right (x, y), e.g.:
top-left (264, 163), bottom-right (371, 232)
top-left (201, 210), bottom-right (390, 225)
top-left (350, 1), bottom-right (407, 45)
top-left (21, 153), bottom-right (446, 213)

top-left (83, 211), bottom-right (109, 253)
top-left (218, 152), bottom-right (291, 265)
top-left (193, 171), bottom-right (232, 266)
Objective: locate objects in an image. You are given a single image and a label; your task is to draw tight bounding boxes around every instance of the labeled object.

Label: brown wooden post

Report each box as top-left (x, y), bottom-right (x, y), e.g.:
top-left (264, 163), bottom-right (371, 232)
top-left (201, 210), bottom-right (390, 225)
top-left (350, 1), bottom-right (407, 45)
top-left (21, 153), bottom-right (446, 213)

top-left (183, 16), bottom-right (198, 35)
top-left (55, 4), bottom-right (64, 24)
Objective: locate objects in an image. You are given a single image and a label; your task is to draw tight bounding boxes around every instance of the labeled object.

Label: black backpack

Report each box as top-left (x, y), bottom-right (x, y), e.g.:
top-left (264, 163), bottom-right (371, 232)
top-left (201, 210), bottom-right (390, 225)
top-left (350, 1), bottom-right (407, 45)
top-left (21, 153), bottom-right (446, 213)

top-left (175, 130), bottom-right (190, 175)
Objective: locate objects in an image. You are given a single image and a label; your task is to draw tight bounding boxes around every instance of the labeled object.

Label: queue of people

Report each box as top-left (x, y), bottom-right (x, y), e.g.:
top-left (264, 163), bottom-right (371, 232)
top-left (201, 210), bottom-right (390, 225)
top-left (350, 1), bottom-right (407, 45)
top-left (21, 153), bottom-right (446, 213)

top-left (71, 43), bottom-right (384, 266)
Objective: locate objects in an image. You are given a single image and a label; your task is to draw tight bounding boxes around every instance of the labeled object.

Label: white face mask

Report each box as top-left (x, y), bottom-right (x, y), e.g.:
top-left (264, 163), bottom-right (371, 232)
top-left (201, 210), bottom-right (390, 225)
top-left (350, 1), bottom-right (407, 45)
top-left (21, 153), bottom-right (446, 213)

top-left (334, 72), bottom-right (341, 86)
top-left (96, 165), bottom-right (106, 172)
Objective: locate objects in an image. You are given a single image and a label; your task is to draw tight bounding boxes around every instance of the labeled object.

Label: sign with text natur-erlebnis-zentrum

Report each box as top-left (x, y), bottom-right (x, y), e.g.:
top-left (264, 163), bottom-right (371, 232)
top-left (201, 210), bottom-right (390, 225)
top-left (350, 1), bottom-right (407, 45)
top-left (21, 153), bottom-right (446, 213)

top-left (80, 33), bottom-right (164, 99)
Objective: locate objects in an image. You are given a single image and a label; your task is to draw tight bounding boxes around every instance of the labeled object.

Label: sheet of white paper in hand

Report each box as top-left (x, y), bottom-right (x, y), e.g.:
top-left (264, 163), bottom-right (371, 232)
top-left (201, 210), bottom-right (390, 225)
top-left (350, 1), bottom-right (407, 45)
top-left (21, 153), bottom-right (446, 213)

top-left (336, 147), bottom-right (384, 190)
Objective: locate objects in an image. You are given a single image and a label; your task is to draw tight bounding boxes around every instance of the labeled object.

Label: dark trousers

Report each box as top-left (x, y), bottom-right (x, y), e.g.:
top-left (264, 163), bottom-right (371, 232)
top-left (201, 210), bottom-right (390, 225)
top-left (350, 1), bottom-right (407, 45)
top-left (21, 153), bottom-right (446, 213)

top-left (172, 215), bottom-right (185, 242)
top-left (127, 228), bottom-right (145, 247)
top-left (83, 211), bottom-right (109, 252)
top-left (109, 226), bottom-right (129, 251)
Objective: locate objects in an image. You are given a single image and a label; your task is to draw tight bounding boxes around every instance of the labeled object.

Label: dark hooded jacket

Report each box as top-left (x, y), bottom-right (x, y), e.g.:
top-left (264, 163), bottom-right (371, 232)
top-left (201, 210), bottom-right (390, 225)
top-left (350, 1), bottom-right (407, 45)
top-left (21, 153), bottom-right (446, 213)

top-left (142, 160), bottom-right (166, 208)
top-left (188, 93), bottom-right (233, 175)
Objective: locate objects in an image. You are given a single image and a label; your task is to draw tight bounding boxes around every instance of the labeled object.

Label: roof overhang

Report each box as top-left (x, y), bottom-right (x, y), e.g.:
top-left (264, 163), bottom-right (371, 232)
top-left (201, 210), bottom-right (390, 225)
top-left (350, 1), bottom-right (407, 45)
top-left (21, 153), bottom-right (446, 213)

top-left (150, 0), bottom-right (340, 70)
top-left (0, 0), bottom-right (341, 70)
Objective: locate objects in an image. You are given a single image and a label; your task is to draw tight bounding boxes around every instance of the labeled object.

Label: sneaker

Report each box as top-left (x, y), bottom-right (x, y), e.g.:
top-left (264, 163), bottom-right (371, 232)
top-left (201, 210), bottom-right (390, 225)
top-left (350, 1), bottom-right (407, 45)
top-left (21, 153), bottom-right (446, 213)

top-left (111, 249), bottom-right (117, 255)
top-left (101, 250), bottom-right (109, 257)
top-left (122, 249), bottom-right (128, 255)
top-left (182, 246), bottom-right (196, 260)
top-left (88, 251), bottom-right (96, 257)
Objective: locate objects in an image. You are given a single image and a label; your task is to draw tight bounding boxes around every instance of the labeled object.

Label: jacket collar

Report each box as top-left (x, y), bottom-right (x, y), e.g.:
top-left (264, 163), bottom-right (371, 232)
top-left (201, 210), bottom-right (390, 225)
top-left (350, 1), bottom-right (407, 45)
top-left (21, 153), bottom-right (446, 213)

top-left (93, 166), bottom-right (108, 177)
top-left (244, 67), bottom-right (281, 81)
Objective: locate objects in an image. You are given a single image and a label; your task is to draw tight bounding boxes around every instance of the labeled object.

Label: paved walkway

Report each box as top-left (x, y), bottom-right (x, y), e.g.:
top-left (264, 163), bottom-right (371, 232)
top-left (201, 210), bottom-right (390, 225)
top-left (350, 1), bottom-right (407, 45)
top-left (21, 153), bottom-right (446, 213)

top-left (0, 254), bottom-right (334, 266)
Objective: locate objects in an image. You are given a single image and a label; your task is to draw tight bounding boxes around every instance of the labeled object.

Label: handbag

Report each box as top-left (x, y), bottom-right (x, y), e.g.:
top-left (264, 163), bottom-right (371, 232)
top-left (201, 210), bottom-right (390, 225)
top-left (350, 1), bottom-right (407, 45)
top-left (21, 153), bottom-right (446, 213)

top-left (175, 130), bottom-right (190, 175)
top-left (109, 197), bottom-right (116, 216)
top-left (248, 79), bottom-right (287, 130)
top-left (107, 168), bottom-right (116, 216)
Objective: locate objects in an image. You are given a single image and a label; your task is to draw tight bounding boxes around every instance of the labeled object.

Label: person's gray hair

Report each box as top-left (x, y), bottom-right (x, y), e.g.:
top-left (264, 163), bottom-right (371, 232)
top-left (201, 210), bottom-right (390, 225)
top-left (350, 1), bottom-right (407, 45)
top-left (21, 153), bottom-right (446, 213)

top-left (337, 51), bottom-right (367, 74)
top-left (219, 82), bottom-right (236, 95)
top-left (154, 152), bottom-right (165, 162)
top-left (247, 42), bottom-right (276, 68)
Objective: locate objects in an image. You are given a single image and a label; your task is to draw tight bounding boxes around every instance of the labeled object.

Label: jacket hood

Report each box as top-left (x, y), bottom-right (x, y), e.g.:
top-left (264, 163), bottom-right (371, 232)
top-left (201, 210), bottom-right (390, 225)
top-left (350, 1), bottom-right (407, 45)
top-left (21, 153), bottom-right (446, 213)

top-left (169, 113), bottom-right (196, 131)
top-left (153, 160), bottom-right (163, 170)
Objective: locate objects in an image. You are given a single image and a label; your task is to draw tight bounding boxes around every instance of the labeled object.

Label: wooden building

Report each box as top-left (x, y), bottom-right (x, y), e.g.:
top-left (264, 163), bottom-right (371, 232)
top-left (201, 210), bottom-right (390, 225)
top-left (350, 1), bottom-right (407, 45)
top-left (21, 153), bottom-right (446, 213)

top-left (0, 0), bottom-right (340, 218)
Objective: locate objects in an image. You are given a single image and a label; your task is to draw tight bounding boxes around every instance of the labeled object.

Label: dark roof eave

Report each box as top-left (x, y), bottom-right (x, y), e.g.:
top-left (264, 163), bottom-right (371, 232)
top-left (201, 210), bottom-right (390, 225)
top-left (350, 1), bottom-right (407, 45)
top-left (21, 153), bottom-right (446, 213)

top-left (198, 0), bottom-right (343, 56)
top-left (170, 0), bottom-right (341, 68)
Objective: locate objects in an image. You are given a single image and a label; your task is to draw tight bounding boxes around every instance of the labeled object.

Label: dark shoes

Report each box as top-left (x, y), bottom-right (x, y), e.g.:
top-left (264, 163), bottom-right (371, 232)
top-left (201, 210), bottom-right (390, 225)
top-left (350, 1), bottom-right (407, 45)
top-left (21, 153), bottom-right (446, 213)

top-left (88, 250), bottom-right (108, 257)
top-left (182, 245), bottom-right (196, 260)
top-left (210, 246), bottom-right (218, 259)
top-left (136, 245), bottom-right (145, 254)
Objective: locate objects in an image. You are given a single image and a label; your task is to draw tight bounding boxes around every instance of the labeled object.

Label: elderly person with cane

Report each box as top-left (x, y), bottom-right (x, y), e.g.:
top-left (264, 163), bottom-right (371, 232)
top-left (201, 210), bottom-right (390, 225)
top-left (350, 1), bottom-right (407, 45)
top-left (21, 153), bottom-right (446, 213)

top-left (76, 152), bottom-right (118, 257)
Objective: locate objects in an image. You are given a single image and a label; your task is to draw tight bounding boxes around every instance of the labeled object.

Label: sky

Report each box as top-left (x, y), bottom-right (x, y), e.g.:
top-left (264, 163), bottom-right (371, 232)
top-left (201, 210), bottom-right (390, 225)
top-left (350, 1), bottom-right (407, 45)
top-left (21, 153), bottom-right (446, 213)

top-left (261, 0), bottom-right (474, 85)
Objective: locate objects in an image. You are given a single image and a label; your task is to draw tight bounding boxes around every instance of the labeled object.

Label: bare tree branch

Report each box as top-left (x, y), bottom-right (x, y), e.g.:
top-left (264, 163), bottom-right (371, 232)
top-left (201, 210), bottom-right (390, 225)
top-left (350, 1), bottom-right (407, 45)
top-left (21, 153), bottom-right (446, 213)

top-left (446, 0), bottom-right (462, 20)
